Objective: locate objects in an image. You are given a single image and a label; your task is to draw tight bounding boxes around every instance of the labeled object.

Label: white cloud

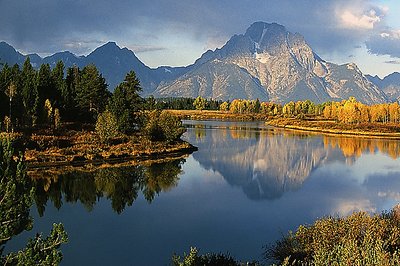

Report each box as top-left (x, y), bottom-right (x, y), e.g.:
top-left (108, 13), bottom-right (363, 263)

top-left (380, 29), bottom-right (400, 39)
top-left (339, 8), bottom-right (382, 30)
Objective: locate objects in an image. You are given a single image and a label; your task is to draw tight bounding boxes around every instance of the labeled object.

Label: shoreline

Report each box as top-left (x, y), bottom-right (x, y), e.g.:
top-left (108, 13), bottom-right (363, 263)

top-left (17, 128), bottom-right (198, 169)
top-left (167, 110), bottom-right (400, 140)
top-left (267, 119), bottom-right (400, 139)
top-left (166, 109), bottom-right (269, 121)
top-left (26, 142), bottom-right (197, 170)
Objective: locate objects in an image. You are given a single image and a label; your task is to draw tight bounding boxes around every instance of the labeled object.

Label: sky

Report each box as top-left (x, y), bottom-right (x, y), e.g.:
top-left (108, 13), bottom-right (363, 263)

top-left (0, 0), bottom-right (400, 78)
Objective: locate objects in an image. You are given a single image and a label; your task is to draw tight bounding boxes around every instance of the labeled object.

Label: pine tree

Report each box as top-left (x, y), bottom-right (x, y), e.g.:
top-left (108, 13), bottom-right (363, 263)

top-left (76, 64), bottom-right (110, 121)
top-left (108, 70), bottom-right (144, 133)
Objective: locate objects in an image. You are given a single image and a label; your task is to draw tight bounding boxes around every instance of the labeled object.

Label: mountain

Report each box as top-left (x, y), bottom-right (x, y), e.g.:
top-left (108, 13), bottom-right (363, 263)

top-left (0, 41), bottom-right (42, 67)
top-left (0, 41), bottom-right (155, 93)
top-left (366, 72), bottom-right (400, 102)
top-left (0, 23), bottom-right (389, 103)
top-left (154, 22), bottom-right (387, 104)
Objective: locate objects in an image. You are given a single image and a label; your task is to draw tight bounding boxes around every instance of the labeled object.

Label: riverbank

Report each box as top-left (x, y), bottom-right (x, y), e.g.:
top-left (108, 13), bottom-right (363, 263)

top-left (267, 118), bottom-right (400, 139)
top-left (167, 110), bottom-right (400, 139)
top-left (2, 130), bottom-right (197, 169)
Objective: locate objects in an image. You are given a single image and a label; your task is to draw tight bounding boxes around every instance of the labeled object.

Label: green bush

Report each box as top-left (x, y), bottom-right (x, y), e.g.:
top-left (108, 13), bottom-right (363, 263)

top-left (143, 110), bottom-right (185, 142)
top-left (266, 211), bottom-right (400, 265)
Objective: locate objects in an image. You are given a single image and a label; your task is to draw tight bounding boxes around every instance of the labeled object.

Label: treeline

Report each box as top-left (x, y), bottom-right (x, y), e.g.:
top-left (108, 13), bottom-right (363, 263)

top-left (0, 58), bottom-right (111, 129)
top-left (323, 97), bottom-right (400, 123)
top-left (219, 97), bottom-right (400, 124)
top-left (219, 99), bottom-right (324, 117)
top-left (146, 96), bottom-right (222, 110)
top-left (0, 58), bottom-right (186, 143)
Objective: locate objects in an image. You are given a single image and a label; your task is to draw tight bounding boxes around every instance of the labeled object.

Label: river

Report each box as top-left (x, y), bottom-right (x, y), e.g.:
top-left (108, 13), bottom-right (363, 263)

top-left (7, 120), bottom-right (400, 265)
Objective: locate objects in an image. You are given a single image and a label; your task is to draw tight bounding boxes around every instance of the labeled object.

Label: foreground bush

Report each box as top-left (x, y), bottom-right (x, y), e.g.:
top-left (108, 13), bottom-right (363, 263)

top-left (172, 247), bottom-right (259, 266)
top-left (1, 138), bottom-right (68, 264)
top-left (266, 211), bottom-right (400, 265)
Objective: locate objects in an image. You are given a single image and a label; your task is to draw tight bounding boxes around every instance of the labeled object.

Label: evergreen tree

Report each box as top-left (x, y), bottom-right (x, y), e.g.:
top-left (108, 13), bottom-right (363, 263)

top-left (63, 66), bottom-right (80, 121)
top-left (51, 60), bottom-right (65, 107)
top-left (36, 64), bottom-right (54, 124)
top-left (21, 58), bottom-right (39, 126)
top-left (108, 70), bottom-right (144, 133)
top-left (0, 138), bottom-right (68, 264)
top-left (0, 65), bottom-right (10, 120)
top-left (76, 64), bottom-right (110, 121)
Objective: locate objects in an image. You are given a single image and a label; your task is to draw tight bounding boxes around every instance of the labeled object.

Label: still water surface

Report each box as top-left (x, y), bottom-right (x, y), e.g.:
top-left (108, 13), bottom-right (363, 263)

top-left (8, 120), bottom-right (400, 265)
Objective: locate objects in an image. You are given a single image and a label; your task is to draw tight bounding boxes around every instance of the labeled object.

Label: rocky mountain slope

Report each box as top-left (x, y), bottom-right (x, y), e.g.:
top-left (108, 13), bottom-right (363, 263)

top-left (154, 22), bottom-right (387, 104)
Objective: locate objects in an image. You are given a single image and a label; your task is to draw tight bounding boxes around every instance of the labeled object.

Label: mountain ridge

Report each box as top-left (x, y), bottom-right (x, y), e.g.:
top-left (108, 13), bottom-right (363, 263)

top-left (366, 72), bottom-right (400, 102)
top-left (153, 22), bottom-right (387, 104)
top-left (0, 22), bottom-right (393, 104)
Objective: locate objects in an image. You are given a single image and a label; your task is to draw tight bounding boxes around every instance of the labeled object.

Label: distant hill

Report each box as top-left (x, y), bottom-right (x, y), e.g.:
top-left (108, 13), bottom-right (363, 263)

top-left (366, 72), bottom-right (400, 102)
top-left (0, 22), bottom-right (392, 104)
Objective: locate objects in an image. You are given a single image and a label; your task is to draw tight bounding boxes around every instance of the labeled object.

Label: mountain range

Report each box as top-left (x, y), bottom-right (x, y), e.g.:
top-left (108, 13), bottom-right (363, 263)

top-left (1, 22), bottom-right (399, 104)
top-left (366, 72), bottom-right (400, 102)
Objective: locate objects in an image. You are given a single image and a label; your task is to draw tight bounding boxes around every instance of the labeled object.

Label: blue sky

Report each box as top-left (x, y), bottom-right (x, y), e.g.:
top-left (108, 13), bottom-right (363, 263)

top-left (1, 0), bottom-right (399, 78)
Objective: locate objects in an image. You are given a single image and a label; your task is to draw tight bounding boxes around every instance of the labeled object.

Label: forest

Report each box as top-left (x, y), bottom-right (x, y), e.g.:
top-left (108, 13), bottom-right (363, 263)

top-left (215, 97), bottom-right (400, 124)
top-left (0, 58), bottom-right (189, 146)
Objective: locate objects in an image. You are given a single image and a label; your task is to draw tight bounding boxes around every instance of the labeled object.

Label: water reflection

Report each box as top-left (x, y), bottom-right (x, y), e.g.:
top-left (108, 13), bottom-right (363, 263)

top-left (184, 121), bottom-right (400, 201)
top-left (29, 159), bottom-right (185, 215)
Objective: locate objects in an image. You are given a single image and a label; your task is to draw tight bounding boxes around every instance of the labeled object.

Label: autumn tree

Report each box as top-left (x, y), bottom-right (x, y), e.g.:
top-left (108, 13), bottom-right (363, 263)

top-left (95, 110), bottom-right (119, 143)
top-left (193, 96), bottom-right (206, 111)
top-left (5, 82), bottom-right (17, 131)
top-left (219, 101), bottom-right (229, 111)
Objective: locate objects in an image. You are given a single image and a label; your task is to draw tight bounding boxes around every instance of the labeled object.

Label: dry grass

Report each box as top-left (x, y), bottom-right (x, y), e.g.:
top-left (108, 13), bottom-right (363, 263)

top-left (267, 118), bottom-right (400, 139)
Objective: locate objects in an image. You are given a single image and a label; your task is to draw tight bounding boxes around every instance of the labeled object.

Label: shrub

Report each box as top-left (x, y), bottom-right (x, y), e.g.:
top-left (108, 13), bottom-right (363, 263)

top-left (95, 110), bottom-right (119, 143)
top-left (266, 211), bottom-right (400, 265)
top-left (143, 110), bottom-right (185, 142)
top-left (159, 111), bottom-right (186, 142)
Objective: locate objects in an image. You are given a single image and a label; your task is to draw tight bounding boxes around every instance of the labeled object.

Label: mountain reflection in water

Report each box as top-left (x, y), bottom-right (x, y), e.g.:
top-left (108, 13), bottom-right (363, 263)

top-left (184, 120), bottom-right (400, 201)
